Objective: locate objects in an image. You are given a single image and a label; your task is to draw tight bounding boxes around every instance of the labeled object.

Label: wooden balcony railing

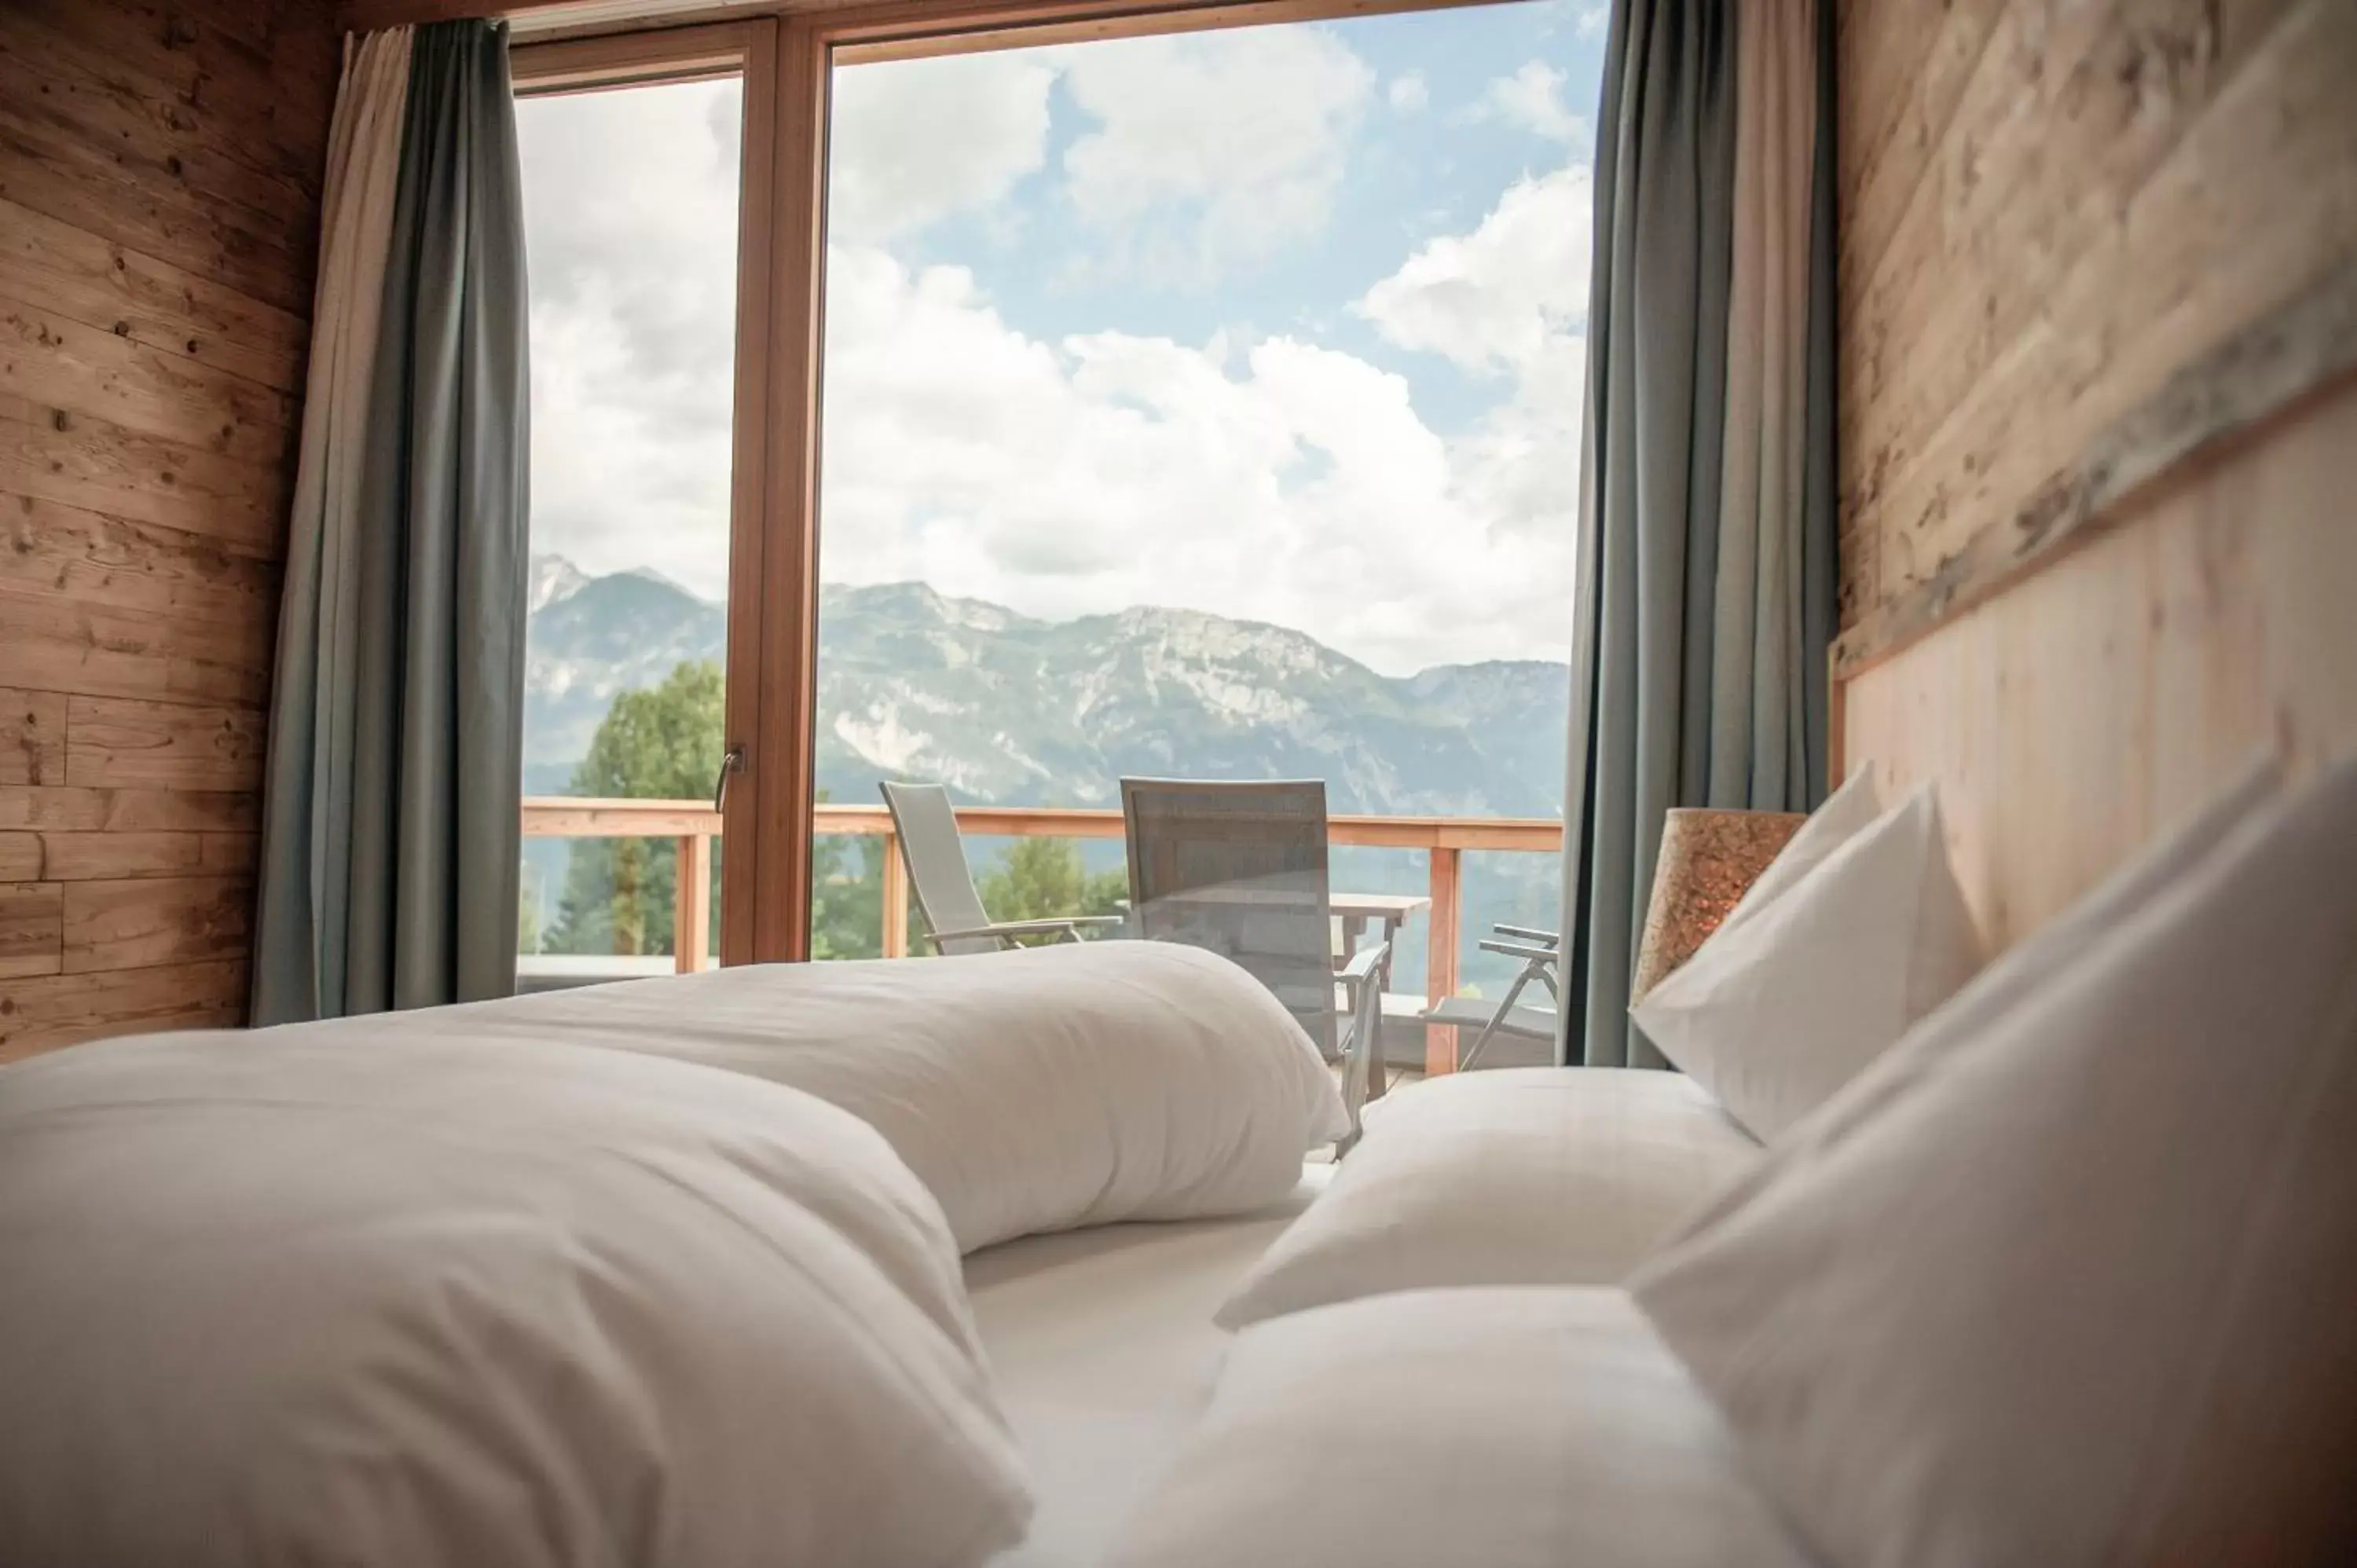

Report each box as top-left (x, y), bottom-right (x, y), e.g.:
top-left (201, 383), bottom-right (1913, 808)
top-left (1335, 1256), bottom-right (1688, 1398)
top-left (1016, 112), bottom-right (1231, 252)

top-left (520, 797), bottom-right (1563, 1073)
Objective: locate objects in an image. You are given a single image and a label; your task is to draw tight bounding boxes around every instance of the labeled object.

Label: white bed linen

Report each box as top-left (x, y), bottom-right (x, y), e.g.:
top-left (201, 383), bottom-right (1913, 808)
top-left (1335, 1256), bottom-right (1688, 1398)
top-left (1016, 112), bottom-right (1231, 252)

top-left (1633, 785), bottom-right (1982, 1142)
top-left (1219, 1068), bottom-right (1760, 1328)
top-left (969, 1167), bottom-right (1333, 1567)
top-left (1103, 1286), bottom-right (1818, 1568)
top-left (438, 942), bottom-right (1350, 1252)
top-left (0, 1026), bottom-right (1031, 1568)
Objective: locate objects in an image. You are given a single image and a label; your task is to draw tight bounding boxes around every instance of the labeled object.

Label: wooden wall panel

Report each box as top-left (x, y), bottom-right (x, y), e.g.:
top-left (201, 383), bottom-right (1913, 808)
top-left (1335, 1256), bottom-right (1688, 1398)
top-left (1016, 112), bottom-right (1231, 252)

top-left (1845, 379), bottom-right (2357, 947)
top-left (0, 882), bottom-right (64, 979)
top-left (0, 0), bottom-right (335, 1063)
top-left (0, 783), bottom-right (255, 833)
top-left (1835, 0), bottom-right (2357, 955)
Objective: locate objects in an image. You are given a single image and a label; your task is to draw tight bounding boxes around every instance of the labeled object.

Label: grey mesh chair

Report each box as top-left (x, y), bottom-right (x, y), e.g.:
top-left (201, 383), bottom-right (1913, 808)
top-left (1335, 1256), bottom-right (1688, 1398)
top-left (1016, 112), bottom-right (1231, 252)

top-left (880, 782), bottom-right (1123, 955)
top-left (1120, 778), bottom-right (1390, 1149)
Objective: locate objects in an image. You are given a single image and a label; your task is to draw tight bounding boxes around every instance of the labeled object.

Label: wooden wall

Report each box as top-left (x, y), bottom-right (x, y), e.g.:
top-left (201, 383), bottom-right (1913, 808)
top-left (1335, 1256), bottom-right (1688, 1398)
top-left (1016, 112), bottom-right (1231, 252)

top-left (1831, 0), bottom-right (2357, 949)
top-left (0, 0), bottom-right (338, 1061)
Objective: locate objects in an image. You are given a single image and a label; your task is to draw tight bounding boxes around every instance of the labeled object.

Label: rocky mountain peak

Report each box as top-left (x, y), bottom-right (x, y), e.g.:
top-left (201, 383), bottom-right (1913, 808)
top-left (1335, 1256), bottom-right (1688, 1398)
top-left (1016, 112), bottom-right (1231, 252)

top-left (524, 567), bottom-right (1570, 819)
top-left (528, 554), bottom-right (591, 614)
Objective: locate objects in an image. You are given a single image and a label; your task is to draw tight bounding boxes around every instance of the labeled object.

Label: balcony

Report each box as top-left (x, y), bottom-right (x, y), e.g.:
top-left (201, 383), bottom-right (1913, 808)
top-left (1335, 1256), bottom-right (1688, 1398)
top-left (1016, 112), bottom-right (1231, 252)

top-left (519, 797), bottom-right (1562, 1073)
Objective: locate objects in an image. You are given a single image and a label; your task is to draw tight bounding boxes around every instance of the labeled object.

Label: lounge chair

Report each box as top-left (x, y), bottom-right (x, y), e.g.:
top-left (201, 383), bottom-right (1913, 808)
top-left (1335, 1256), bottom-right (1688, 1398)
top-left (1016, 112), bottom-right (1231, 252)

top-left (880, 781), bottom-right (1124, 954)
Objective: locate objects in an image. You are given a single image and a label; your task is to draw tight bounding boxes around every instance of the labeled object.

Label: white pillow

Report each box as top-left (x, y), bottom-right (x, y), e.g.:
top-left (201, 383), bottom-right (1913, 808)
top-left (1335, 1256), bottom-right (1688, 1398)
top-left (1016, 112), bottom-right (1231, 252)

top-left (1632, 783), bottom-right (1981, 1141)
top-left (0, 1026), bottom-right (1032, 1568)
top-left (1215, 1068), bottom-right (1759, 1328)
top-left (1106, 1287), bottom-right (1816, 1568)
top-left (1633, 751), bottom-right (2357, 1568)
top-left (1648, 752), bottom-right (2282, 1252)
top-left (1715, 764), bottom-right (1882, 936)
top-left (442, 940), bottom-right (1351, 1252)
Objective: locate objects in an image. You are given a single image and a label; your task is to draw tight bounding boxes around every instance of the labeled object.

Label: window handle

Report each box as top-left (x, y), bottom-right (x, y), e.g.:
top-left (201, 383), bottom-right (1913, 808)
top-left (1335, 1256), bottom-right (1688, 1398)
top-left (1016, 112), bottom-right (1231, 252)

top-left (713, 743), bottom-right (746, 815)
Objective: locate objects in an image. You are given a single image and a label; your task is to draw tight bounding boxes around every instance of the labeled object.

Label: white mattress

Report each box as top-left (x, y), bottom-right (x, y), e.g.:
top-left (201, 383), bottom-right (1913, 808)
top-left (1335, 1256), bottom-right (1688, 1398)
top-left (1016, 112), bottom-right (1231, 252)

top-left (970, 1166), bottom-right (1333, 1566)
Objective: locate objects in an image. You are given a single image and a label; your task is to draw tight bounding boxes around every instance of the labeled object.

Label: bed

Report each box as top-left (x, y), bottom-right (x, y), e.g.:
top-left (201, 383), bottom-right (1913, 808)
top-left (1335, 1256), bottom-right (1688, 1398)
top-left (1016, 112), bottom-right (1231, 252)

top-left (0, 942), bottom-right (1350, 1568)
top-left (967, 1170), bottom-right (1332, 1566)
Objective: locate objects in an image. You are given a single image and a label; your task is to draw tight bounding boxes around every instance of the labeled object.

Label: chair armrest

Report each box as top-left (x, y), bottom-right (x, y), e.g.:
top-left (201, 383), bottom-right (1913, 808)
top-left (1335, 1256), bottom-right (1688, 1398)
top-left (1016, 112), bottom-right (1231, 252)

top-left (1491, 924), bottom-right (1559, 946)
top-left (1478, 939), bottom-right (1560, 965)
top-left (1336, 943), bottom-right (1387, 987)
top-left (927, 916), bottom-right (1122, 944)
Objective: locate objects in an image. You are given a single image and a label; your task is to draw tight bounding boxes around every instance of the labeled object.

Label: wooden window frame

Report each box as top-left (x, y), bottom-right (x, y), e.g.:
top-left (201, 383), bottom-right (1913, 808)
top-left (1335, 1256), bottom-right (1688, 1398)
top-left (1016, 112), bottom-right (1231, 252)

top-left (507, 0), bottom-right (1513, 962)
top-left (511, 20), bottom-right (780, 965)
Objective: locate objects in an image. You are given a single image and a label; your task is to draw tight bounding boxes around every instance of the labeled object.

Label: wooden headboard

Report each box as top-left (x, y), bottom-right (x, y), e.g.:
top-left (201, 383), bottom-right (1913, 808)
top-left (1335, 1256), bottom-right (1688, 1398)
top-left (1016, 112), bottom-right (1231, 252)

top-left (1829, 0), bottom-right (2357, 953)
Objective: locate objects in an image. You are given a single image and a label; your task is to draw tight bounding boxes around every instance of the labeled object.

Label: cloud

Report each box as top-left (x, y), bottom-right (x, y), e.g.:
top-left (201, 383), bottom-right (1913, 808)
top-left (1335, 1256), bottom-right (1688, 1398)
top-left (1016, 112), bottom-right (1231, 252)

top-left (517, 79), bottom-right (742, 598)
top-left (1387, 71), bottom-right (1429, 112)
top-left (827, 51), bottom-right (1057, 243)
top-left (816, 245), bottom-right (1576, 672)
top-left (515, 40), bottom-right (1591, 676)
top-left (1358, 160), bottom-right (1593, 377)
top-left (1054, 27), bottom-right (1374, 284)
top-left (1479, 60), bottom-right (1589, 144)
top-left (1576, 5), bottom-right (1611, 39)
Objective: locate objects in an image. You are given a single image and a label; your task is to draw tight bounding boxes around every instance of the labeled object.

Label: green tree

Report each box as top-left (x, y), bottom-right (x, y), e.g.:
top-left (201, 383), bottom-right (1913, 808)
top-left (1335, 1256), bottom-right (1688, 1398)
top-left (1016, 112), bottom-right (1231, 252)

top-left (809, 834), bottom-right (896, 961)
top-left (972, 837), bottom-right (1126, 943)
top-left (547, 661), bottom-right (723, 957)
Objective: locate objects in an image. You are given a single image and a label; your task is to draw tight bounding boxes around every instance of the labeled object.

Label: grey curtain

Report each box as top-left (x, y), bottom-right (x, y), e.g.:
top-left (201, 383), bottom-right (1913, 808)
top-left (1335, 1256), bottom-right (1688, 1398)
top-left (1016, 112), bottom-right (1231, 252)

top-left (253, 20), bottom-right (529, 1024)
top-left (1559, 0), bottom-right (1836, 1068)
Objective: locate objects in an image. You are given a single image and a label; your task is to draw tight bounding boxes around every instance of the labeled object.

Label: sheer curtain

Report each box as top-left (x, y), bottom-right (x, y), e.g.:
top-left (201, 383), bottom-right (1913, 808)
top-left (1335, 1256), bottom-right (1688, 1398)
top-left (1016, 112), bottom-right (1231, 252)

top-left (1558, 0), bottom-right (1836, 1068)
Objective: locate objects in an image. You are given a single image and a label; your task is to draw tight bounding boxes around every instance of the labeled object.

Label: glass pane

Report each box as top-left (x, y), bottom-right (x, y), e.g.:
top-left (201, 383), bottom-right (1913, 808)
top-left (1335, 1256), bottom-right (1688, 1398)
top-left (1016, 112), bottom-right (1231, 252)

top-left (514, 75), bottom-right (742, 987)
top-left (814, 3), bottom-right (1596, 1031)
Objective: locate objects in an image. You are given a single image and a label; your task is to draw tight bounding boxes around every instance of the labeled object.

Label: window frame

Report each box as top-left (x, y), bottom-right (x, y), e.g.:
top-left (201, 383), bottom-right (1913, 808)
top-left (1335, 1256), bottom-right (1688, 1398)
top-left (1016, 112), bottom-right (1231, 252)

top-left (512, 20), bottom-right (780, 966)
top-left (510, 0), bottom-right (1517, 962)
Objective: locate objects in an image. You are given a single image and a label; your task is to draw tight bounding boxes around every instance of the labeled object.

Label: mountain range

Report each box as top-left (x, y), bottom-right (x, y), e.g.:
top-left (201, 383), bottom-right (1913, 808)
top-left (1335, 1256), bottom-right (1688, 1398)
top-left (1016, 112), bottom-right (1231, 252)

top-left (524, 556), bottom-right (1571, 819)
top-left (523, 558), bottom-right (1573, 990)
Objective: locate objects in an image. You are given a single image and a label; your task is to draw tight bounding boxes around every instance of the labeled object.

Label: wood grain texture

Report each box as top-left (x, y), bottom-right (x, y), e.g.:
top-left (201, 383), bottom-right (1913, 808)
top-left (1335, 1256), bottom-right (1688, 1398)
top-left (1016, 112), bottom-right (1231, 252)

top-left (0, 196), bottom-right (308, 394)
top-left (0, 0), bottom-right (332, 192)
top-left (61, 874), bottom-right (252, 973)
top-left (63, 694), bottom-right (265, 792)
top-left (0, 835), bottom-right (38, 881)
top-left (35, 830), bottom-right (255, 881)
top-left (1838, 0), bottom-right (2354, 620)
top-left (1835, 255), bottom-right (2357, 676)
top-left (0, 959), bottom-right (247, 1063)
top-left (1843, 377), bottom-right (2357, 948)
top-left (0, 583), bottom-right (273, 707)
top-left (1, 689), bottom-right (70, 786)
top-left (1831, 0), bottom-right (2357, 964)
top-left (0, 881), bottom-right (64, 978)
top-left (0, 393), bottom-right (287, 550)
top-left (749, 20), bottom-right (827, 962)
top-left (0, 0), bottom-right (332, 1057)
top-left (0, 290), bottom-right (297, 467)
top-left (0, 785), bottom-right (256, 833)
top-left (2, 493), bottom-right (279, 612)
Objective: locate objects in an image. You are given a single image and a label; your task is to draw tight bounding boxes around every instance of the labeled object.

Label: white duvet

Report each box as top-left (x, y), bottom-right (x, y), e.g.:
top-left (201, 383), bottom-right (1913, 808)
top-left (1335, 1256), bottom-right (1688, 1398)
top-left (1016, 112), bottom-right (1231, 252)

top-left (438, 940), bottom-right (1352, 1252)
top-left (0, 1027), bottom-right (1032, 1568)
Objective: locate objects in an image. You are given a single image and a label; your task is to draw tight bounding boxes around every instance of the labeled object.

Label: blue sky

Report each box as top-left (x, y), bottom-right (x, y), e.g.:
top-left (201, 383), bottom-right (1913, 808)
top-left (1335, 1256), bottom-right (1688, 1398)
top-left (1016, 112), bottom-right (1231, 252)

top-left (885, 2), bottom-right (1604, 436)
top-left (518, 0), bottom-right (1606, 674)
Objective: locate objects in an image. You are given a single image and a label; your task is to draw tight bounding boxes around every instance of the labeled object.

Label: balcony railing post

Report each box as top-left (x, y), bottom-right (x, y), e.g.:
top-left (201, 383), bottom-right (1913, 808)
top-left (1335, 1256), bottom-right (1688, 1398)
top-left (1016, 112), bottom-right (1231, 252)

top-left (675, 832), bottom-right (712, 974)
top-left (1424, 845), bottom-right (1461, 1075)
top-left (880, 826), bottom-right (909, 958)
